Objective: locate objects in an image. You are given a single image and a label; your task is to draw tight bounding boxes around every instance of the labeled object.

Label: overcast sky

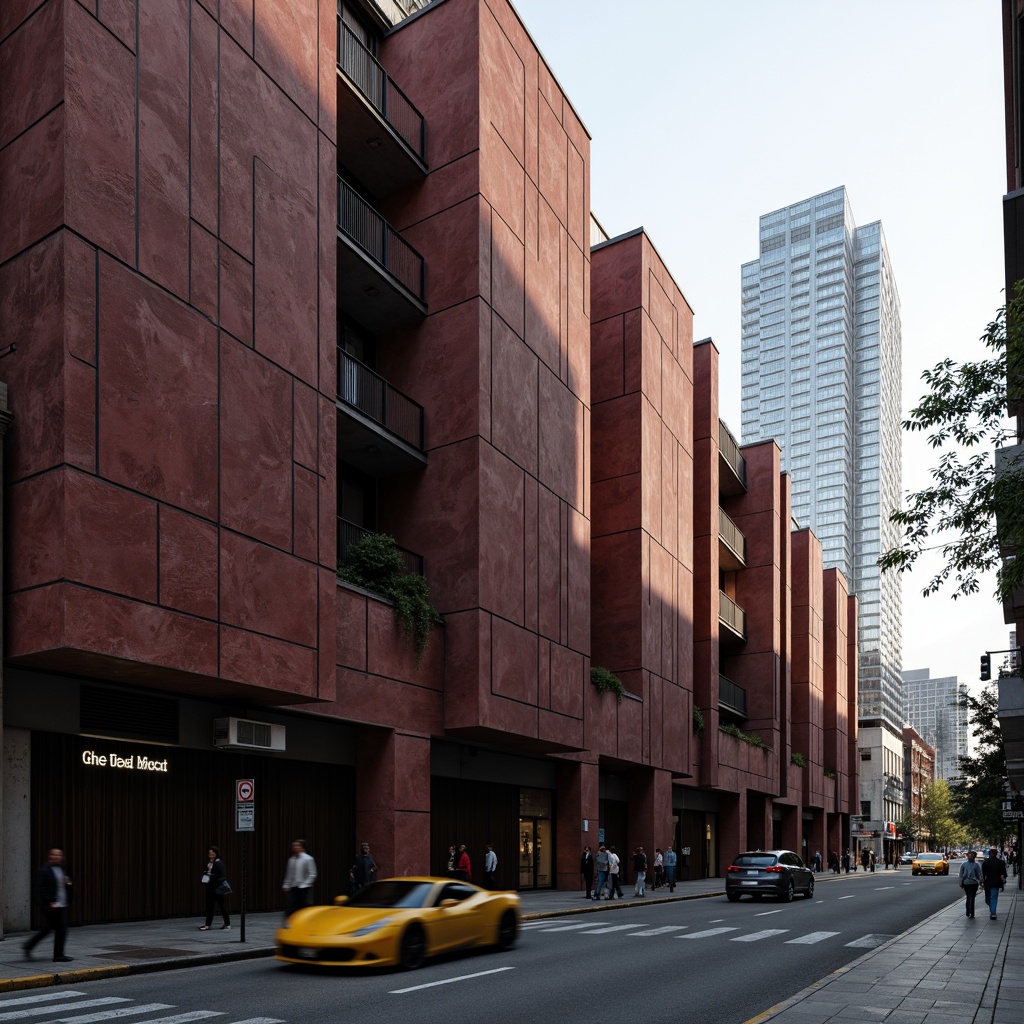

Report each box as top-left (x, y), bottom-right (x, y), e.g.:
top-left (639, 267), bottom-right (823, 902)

top-left (509, 0), bottom-right (1010, 695)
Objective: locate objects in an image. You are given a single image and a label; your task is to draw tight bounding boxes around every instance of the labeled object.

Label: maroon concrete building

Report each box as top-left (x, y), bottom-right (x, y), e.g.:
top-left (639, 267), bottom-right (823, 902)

top-left (0, 0), bottom-right (856, 927)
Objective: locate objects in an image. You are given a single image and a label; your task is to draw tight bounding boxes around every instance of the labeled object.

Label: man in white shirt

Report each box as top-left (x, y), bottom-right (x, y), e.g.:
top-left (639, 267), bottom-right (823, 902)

top-left (483, 844), bottom-right (498, 888)
top-left (282, 839), bottom-right (317, 918)
top-left (607, 846), bottom-right (623, 898)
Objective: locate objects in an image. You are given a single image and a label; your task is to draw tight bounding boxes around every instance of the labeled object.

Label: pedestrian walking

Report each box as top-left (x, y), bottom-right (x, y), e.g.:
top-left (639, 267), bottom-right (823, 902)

top-left (580, 846), bottom-right (594, 899)
top-left (456, 843), bottom-right (472, 882)
top-left (981, 847), bottom-right (1007, 920)
top-left (23, 848), bottom-right (73, 963)
top-left (607, 846), bottom-right (623, 898)
top-left (632, 846), bottom-right (648, 897)
top-left (813, 850), bottom-right (822, 872)
top-left (199, 845), bottom-right (230, 931)
top-left (483, 844), bottom-right (498, 888)
top-left (281, 839), bottom-right (317, 918)
top-left (446, 844), bottom-right (457, 877)
top-left (652, 848), bottom-right (665, 889)
top-left (869, 850), bottom-right (876, 872)
top-left (842, 848), bottom-right (851, 874)
top-left (959, 849), bottom-right (983, 918)
top-left (593, 844), bottom-right (610, 900)
top-left (350, 842), bottom-right (377, 894)
top-left (664, 844), bottom-right (677, 891)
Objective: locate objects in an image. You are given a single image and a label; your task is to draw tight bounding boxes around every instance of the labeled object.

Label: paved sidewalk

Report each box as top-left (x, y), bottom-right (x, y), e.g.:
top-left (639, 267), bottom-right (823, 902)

top-left (0, 869), bottom-right (1017, 1024)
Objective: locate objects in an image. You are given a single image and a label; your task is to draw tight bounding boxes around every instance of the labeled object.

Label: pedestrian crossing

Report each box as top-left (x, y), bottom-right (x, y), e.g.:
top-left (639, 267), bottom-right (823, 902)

top-left (520, 919), bottom-right (894, 949)
top-left (0, 993), bottom-right (284, 1024)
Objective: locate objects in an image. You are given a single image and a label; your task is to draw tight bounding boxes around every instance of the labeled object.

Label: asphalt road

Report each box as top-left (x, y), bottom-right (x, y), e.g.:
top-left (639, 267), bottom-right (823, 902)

top-left (0, 872), bottom-right (964, 1024)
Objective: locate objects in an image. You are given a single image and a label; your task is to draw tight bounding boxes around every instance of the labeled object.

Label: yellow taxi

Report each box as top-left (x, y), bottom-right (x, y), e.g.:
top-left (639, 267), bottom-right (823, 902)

top-left (911, 852), bottom-right (949, 876)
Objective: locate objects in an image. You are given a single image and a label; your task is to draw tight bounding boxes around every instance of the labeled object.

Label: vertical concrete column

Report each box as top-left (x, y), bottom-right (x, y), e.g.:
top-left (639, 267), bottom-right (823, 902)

top-left (747, 793), bottom-right (771, 850)
top-left (0, 381), bottom-right (13, 937)
top-left (626, 766), bottom-right (672, 879)
top-left (827, 813), bottom-right (842, 865)
top-left (719, 790), bottom-right (744, 867)
top-left (779, 806), bottom-right (800, 853)
top-left (556, 759), bottom-right (598, 892)
top-left (807, 811), bottom-right (827, 870)
top-left (355, 727), bottom-right (431, 877)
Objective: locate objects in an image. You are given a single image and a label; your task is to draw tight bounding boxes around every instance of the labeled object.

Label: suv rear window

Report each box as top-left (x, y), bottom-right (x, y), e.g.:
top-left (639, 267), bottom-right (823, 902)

top-left (733, 855), bottom-right (777, 867)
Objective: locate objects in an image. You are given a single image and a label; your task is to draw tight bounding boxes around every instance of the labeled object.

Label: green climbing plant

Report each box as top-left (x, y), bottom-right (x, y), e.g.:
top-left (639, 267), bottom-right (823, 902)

top-left (590, 666), bottom-right (625, 703)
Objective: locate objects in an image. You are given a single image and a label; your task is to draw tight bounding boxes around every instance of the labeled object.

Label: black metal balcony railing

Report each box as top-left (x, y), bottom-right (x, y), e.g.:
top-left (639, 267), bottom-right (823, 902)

top-left (338, 178), bottom-right (425, 301)
top-left (719, 590), bottom-right (746, 640)
top-left (338, 349), bottom-right (424, 451)
top-left (719, 674), bottom-right (747, 719)
top-left (337, 518), bottom-right (424, 577)
top-left (719, 419), bottom-right (747, 489)
top-left (718, 507), bottom-right (746, 563)
top-left (338, 18), bottom-right (425, 160)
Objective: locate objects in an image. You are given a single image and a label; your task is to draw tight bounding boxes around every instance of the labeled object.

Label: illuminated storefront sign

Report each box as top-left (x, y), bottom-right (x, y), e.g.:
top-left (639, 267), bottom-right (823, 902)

top-left (82, 749), bottom-right (169, 772)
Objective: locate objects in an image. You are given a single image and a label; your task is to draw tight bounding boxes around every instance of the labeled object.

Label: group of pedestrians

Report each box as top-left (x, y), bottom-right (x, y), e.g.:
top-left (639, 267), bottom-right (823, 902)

top-left (580, 842), bottom-right (678, 899)
top-left (958, 847), bottom-right (1008, 920)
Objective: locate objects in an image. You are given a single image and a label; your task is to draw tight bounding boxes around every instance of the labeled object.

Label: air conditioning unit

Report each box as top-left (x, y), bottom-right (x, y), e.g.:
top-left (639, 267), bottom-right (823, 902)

top-left (213, 717), bottom-right (286, 751)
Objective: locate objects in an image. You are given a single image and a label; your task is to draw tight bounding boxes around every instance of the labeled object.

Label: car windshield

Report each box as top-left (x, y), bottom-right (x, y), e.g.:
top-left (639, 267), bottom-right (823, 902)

top-left (917, 854), bottom-right (942, 861)
top-left (344, 881), bottom-right (434, 909)
top-left (733, 855), bottom-right (777, 867)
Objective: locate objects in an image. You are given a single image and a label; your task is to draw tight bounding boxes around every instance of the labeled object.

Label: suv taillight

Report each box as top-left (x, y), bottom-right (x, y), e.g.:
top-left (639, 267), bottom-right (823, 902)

top-left (764, 865), bottom-right (783, 873)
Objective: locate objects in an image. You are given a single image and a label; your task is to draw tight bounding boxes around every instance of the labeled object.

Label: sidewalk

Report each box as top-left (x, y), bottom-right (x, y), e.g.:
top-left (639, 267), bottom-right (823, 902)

top-left (0, 871), bottom-right (1018, 1024)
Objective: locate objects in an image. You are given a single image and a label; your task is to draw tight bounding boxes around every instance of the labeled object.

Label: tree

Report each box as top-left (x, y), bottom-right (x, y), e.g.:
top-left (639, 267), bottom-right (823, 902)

top-left (920, 779), bottom-right (965, 850)
top-left (950, 684), bottom-right (1013, 846)
top-left (878, 286), bottom-right (1024, 602)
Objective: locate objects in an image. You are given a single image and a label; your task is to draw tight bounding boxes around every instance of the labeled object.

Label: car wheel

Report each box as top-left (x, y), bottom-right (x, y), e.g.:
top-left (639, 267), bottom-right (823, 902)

top-left (804, 876), bottom-right (814, 899)
top-left (751, 893), bottom-right (762, 901)
top-left (912, 869), bottom-right (918, 876)
top-left (781, 880), bottom-right (794, 902)
top-left (496, 910), bottom-right (518, 951)
top-left (727, 891), bottom-right (741, 902)
top-left (399, 924), bottom-right (426, 971)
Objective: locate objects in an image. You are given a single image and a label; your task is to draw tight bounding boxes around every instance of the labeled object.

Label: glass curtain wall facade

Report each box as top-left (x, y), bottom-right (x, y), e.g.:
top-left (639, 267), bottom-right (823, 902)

top-left (741, 187), bottom-right (903, 734)
top-left (901, 669), bottom-right (969, 783)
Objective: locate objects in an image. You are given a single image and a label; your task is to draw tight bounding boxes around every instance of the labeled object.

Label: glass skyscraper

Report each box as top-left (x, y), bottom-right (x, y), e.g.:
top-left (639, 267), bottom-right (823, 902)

top-left (741, 187), bottom-right (903, 734)
top-left (901, 668), bottom-right (968, 783)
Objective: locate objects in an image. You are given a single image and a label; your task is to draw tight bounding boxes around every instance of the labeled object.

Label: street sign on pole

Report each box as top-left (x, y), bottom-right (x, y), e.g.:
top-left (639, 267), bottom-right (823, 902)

top-left (235, 780), bottom-right (254, 944)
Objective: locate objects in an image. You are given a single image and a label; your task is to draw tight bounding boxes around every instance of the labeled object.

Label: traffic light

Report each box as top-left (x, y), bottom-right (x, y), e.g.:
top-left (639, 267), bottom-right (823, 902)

top-left (980, 652), bottom-right (991, 681)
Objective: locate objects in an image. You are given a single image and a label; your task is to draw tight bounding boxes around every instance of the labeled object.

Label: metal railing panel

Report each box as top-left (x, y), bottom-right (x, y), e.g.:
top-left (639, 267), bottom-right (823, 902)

top-left (719, 674), bottom-right (748, 718)
top-left (338, 349), bottom-right (424, 450)
top-left (719, 590), bottom-right (746, 639)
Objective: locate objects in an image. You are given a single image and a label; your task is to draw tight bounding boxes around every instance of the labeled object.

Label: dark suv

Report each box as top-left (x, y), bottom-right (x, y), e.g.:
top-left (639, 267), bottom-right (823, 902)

top-left (725, 850), bottom-right (815, 902)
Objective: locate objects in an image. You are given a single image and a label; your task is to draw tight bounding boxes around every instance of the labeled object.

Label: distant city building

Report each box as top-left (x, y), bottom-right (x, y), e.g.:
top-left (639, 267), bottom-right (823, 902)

top-left (901, 668), bottom-right (968, 782)
top-left (740, 188), bottom-right (903, 840)
top-left (902, 726), bottom-right (936, 849)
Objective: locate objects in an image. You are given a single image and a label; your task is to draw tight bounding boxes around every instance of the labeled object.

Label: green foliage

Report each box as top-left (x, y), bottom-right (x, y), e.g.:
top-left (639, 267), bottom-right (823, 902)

top-left (337, 532), bottom-right (442, 663)
top-left (590, 666), bottom-right (625, 703)
top-left (693, 706), bottom-right (705, 736)
top-left (950, 684), bottom-right (1014, 845)
top-left (879, 284), bottom-right (1024, 602)
top-left (920, 779), bottom-right (967, 849)
top-left (790, 752), bottom-right (806, 767)
top-left (823, 767), bottom-right (837, 779)
top-left (719, 722), bottom-right (768, 749)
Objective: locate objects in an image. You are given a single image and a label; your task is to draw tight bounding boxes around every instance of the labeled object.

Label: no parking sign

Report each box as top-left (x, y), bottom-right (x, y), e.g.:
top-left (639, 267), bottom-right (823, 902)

top-left (236, 778), bottom-right (255, 832)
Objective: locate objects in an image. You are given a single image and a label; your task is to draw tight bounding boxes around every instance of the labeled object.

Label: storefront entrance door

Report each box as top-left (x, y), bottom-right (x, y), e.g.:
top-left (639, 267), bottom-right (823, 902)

top-left (518, 817), bottom-right (552, 889)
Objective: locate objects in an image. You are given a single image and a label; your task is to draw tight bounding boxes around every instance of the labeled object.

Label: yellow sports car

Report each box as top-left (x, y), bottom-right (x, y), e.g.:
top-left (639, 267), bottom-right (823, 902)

top-left (275, 877), bottom-right (521, 970)
top-left (911, 852), bottom-right (949, 876)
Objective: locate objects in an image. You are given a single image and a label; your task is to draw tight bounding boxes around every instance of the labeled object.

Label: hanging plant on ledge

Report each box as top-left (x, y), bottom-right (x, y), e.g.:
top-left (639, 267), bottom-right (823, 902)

top-left (790, 752), bottom-right (806, 767)
top-left (337, 532), bottom-right (442, 664)
top-left (719, 722), bottom-right (768, 749)
top-left (693, 706), bottom-right (706, 736)
top-left (590, 666), bottom-right (625, 703)
top-left (823, 767), bottom-right (837, 779)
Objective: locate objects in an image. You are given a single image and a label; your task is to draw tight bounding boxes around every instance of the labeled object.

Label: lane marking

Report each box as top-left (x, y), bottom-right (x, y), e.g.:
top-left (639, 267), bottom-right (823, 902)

top-left (754, 909), bottom-right (784, 917)
top-left (874, 887), bottom-right (895, 891)
top-left (390, 966), bottom-right (514, 994)
top-left (228, 1020), bottom-right (286, 1024)
top-left (731, 929), bottom-right (790, 942)
top-left (0, 995), bottom-right (88, 1008)
top-left (709, 918), bottom-right (725, 923)
top-left (533, 923), bottom-right (595, 933)
top-left (119, 1015), bottom-right (222, 1024)
top-left (579, 923), bottom-right (646, 934)
top-left (677, 927), bottom-right (739, 939)
top-left (785, 931), bottom-right (839, 944)
top-left (845, 933), bottom-right (894, 948)
top-left (628, 926), bottom-right (688, 936)
top-left (54, 1007), bottom-right (174, 1024)
top-left (0, 1001), bottom-right (131, 1021)
top-left (837, 895), bottom-right (856, 899)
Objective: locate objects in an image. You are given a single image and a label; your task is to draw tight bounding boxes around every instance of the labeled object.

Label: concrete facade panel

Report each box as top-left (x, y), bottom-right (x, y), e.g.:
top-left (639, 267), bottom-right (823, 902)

top-left (524, 190), bottom-right (562, 373)
top-left (219, 243), bottom-right (254, 345)
top-left (479, 444), bottom-right (525, 624)
top-left (491, 314), bottom-right (538, 476)
top-left (220, 624), bottom-right (316, 698)
top-left (293, 463), bottom-right (319, 563)
top-left (158, 505), bottom-right (219, 620)
top-left (491, 208), bottom-right (526, 339)
top-left (222, 0), bottom-right (254, 55)
top-left (491, 616), bottom-right (538, 704)
top-left (65, 232), bottom-right (97, 365)
top-left (254, 0), bottom-right (318, 123)
top-left (190, 1), bottom-right (219, 232)
top-left (336, 585), bottom-right (368, 672)
top-left (0, 0), bottom-right (63, 150)
top-left (538, 362), bottom-right (584, 506)
top-left (64, 354), bottom-right (97, 471)
top-left (99, 0), bottom-right (136, 51)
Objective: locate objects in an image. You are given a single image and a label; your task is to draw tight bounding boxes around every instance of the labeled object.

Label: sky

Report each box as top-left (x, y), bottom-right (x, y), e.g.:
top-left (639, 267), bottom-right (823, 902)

top-left (510, 0), bottom-right (1010, 696)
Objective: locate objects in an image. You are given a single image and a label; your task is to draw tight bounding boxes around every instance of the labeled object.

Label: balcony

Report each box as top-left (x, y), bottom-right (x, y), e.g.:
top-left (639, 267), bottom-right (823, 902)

top-left (995, 442), bottom-right (1024, 557)
top-left (338, 178), bottom-right (426, 334)
top-left (337, 518), bottom-right (424, 576)
top-left (719, 591), bottom-right (746, 643)
top-left (718, 673), bottom-right (747, 722)
top-left (719, 419), bottom-right (747, 496)
top-left (337, 17), bottom-right (427, 198)
top-left (997, 674), bottom-right (1024, 794)
top-left (338, 349), bottom-right (426, 477)
top-left (1001, 556), bottom-right (1024, 624)
top-left (718, 507), bottom-right (746, 569)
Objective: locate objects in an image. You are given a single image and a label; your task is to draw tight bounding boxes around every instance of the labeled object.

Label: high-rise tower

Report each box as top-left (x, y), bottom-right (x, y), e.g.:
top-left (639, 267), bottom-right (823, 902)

top-left (741, 187), bottom-right (903, 741)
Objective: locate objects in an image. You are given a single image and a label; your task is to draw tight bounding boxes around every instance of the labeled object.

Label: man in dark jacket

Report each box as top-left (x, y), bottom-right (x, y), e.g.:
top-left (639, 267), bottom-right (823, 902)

top-left (580, 846), bottom-right (594, 899)
top-left (23, 848), bottom-right (73, 962)
top-left (981, 847), bottom-right (1007, 920)
top-left (350, 842), bottom-right (378, 893)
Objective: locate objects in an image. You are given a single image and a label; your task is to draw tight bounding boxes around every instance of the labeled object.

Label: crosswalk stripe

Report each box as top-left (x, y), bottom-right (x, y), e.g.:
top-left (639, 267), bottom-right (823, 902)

top-left (520, 920), bottom-right (558, 929)
top-left (845, 934), bottom-right (894, 948)
top-left (785, 931), bottom-right (839, 944)
top-left (227, 1020), bottom-right (286, 1024)
top-left (54, 1007), bottom-right (173, 1024)
top-left (627, 926), bottom-right (688, 936)
top-left (578, 923), bottom-right (646, 934)
top-left (0, 1001), bottom-right (130, 1021)
top-left (731, 929), bottom-right (789, 942)
top-left (123, 1015), bottom-right (222, 1024)
top-left (677, 927), bottom-right (739, 939)
top-left (533, 923), bottom-right (595, 933)
top-left (0, 996), bottom-right (88, 1008)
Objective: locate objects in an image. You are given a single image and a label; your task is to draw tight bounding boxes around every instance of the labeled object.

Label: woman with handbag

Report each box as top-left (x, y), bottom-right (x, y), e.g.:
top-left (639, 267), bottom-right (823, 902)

top-left (199, 846), bottom-right (231, 931)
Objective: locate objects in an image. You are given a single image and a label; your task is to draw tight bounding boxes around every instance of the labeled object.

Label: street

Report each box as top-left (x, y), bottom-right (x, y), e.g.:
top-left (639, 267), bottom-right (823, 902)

top-left (0, 873), bottom-right (965, 1024)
